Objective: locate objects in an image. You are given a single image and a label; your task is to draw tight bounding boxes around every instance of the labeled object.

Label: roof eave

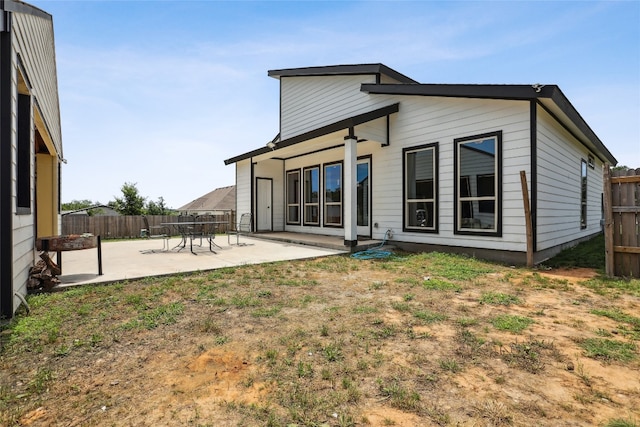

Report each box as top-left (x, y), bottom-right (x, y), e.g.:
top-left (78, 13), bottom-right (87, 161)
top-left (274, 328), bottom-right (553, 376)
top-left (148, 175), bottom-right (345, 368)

top-left (361, 83), bottom-right (617, 165)
top-left (268, 63), bottom-right (418, 84)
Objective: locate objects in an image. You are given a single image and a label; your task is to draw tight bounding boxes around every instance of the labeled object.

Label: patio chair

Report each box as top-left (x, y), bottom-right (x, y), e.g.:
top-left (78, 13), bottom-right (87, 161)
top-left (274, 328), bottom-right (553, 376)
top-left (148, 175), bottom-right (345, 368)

top-left (141, 215), bottom-right (170, 251)
top-left (227, 213), bottom-right (252, 245)
top-left (192, 214), bottom-right (217, 251)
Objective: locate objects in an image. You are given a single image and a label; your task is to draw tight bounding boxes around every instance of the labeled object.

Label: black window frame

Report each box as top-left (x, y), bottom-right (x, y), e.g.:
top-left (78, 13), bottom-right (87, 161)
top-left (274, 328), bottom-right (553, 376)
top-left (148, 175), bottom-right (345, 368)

top-left (16, 93), bottom-right (31, 214)
top-left (286, 168), bottom-right (301, 225)
top-left (323, 161), bottom-right (343, 228)
top-left (454, 131), bottom-right (502, 236)
top-left (303, 165), bottom-right (320, 226)
top-left (403, 142), bottom-right (438, 233)
top-left (580, 159), bottom-right (587, 229)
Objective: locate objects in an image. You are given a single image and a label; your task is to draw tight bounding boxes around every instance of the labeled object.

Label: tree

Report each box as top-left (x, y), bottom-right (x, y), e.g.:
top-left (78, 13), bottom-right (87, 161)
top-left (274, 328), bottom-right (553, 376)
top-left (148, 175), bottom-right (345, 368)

top-left (145, 197), bottom-right (171, 215)
top-left (111, 182), bottom-right (146, 215)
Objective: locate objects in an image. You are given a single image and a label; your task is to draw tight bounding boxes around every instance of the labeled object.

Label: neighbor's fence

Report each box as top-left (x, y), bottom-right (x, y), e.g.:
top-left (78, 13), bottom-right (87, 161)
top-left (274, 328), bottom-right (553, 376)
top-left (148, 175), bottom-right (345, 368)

top-left (603, 166), bottom-right (640, 278)
top-left (61, 212), bottom-right (236, 239)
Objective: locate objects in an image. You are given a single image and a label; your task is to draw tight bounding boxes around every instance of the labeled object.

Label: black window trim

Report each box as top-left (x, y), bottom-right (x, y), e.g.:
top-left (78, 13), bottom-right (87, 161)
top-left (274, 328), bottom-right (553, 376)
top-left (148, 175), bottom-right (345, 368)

top-left (322, 160), bottom-right (344, 228)
top-left (303, 164), bottom-right (321, 227)
top-left (402, 142), bottom-right (439, 233)
top-left (16, 93), bottom-right (31, 215)
top-left (285, 168), bottom-right (301, 225)
top-left (580, 158), bottom-right (587, 229)
top-left (453, 130), bottom-right (502, 237)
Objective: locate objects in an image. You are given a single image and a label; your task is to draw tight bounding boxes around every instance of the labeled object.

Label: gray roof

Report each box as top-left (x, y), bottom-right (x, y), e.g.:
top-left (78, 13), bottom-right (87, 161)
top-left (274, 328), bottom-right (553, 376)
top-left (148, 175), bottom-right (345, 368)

top-left (177, 185), bottom-right (235, 212)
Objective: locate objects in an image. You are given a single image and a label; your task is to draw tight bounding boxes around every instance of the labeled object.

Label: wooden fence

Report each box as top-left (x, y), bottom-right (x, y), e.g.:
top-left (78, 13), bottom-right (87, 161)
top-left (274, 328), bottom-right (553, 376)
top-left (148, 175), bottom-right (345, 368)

top-left (61, 212), bottom-right (236, 239)
top-left (603, 166), bottom-right (640, 278)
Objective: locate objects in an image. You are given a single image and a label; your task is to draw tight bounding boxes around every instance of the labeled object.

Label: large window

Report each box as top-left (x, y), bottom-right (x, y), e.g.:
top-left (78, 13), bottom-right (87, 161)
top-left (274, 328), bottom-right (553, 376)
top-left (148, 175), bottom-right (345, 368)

top-left (454, 131), bottom-right (501, 235)
top-left (404, 143), bottom-right (437, 231)
top-left (580, 159), bottom-right (587, 229)
top-left (324, 162), bottom-right (342, 226)
top-left (303, 166), bottom-right (320, 225)
top-left (286, 170), bottom-right (300, 224)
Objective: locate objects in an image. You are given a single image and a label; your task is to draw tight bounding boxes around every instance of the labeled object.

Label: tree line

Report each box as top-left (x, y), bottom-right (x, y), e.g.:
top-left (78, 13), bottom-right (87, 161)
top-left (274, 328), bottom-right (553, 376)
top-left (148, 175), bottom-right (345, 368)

top-left (62, 182), bottom-right (174, 216)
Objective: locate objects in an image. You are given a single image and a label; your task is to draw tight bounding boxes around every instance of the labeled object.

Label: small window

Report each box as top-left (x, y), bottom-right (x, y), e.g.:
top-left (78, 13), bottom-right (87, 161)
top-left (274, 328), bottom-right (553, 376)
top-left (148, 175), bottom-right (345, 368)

top-left (454, 131), bottom-right (501, 235)
top-left (286, 170), bottom-right (300, 225)
top-left (403, 143), bottom-right (437, 232)
top-left (303, 166), bottom-right (319, 226)
top-left (580, 159), bottom-right (587, 229)
top-left (323, 162), bottom-right (342, 227)
top-left (588, 154), bottom-right (595, 169)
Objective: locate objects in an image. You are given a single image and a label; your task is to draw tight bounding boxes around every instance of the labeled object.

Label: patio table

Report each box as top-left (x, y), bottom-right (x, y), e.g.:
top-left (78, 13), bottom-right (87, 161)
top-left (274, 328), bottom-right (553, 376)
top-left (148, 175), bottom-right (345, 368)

top-left (161, 221), bottom-right (228, 255)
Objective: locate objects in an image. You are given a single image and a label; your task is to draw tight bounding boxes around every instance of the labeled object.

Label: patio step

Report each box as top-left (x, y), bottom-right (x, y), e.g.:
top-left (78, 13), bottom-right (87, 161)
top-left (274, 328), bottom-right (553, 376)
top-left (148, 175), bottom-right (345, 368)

top-left (250, 232), bottom-right (391, 253)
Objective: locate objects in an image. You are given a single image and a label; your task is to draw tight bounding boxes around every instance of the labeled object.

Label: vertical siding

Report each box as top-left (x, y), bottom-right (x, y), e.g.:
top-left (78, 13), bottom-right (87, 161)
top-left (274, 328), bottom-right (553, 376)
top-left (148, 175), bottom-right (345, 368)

top-left (281, 74), bottom-right (387, 140)
top-left (536, 106), bottom-right (603, 250)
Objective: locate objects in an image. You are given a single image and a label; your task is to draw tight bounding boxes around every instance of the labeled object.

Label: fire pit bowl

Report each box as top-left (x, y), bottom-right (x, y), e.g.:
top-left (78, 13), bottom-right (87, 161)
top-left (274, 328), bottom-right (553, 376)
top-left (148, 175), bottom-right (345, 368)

top-left (36, 234), bottom-right (98, 252)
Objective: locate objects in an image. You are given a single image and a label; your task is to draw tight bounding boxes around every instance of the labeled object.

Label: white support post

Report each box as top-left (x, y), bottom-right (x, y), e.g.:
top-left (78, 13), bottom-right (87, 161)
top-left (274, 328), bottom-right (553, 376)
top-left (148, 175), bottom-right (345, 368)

top-left (344, 133), bottom-right (357, 247)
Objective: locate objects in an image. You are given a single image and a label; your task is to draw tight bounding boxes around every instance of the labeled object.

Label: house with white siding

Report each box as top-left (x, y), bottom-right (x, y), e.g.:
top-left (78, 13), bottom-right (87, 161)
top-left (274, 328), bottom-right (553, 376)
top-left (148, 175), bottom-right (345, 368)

top-left (224, 64), bottom-right (617, 265)
top-left (1, 1), bottom-right (63, 318)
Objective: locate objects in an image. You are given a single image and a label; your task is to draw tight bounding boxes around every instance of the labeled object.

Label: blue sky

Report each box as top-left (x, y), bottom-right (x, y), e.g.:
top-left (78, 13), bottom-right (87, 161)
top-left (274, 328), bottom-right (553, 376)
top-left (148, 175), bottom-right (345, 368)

top-left (31, 0), bottom-right (640, 209)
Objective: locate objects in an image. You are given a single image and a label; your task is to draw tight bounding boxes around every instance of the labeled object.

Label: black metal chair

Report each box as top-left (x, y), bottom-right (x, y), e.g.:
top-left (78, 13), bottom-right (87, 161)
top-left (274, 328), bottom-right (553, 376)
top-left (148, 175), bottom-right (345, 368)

top-left (227, 213), bottom-right (252, 245)
top-left (141, 215), bottom-right (170, 251)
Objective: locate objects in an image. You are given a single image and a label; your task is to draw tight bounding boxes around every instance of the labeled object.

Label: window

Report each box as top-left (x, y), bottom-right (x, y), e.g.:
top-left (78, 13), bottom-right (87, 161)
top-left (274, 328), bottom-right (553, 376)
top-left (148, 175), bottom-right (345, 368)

top-left (286, 170), bottom-right (300, 224)
top-left (324, 162), bottom-right (342, 226)
top-left (580, 159), bottom-right (587, 229)
top-left (303, 166), bottom-right (319, 225)
top-left (357, 157), bottom-right (370, 228)
top-left (403, 143), bottom-right (437, 231)
top-left (454, 131), bottom-right (501, 235)
top-left (17, 94), bottom-right (31, 213)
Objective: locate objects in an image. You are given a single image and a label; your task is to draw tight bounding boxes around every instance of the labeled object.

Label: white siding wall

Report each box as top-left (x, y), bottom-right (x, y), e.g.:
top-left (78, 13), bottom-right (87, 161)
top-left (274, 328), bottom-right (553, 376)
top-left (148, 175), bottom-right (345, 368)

top-left (372, 96), bottom-right (531, 252)
top-left (281, 75), bottom-right (391, 140)
top-left (536, 107), bottom-right (603, 250)
top-left (271, 95), bottom-right (531, 251)
top-left (10, 10), bottom-right (61, 309)
top-left (235, 160), bottom-right (252, 219)
top-left (13, 12), bottom-right (62, 151)
top-left (244, 73), bottom-right (610, 257)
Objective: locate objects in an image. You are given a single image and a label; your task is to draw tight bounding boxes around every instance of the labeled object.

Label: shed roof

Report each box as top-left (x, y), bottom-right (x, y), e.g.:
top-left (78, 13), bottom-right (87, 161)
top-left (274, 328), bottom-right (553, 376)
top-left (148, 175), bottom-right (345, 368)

top-left (224, 64), bottom-right (617, 166)
top-left (177, 185), bottom-right (236, 212)
top-left (268, 63), bottom-right (418, 84)
top-left (360, 83), bottom-right (616, 164)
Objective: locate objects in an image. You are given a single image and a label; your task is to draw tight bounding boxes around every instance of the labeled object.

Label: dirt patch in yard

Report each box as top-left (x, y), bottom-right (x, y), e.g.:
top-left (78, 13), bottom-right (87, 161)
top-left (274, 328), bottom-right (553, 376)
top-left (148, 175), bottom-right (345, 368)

top-left (2, 254), bottom-right (639, 426)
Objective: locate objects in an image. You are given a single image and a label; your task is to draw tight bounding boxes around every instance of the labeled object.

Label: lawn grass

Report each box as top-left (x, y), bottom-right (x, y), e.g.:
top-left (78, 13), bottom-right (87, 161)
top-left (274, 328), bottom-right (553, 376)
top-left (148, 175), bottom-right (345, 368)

top-left (1, 249), bottom-right (638, 426)
top-left (543, 233), bottom-right (605, 270)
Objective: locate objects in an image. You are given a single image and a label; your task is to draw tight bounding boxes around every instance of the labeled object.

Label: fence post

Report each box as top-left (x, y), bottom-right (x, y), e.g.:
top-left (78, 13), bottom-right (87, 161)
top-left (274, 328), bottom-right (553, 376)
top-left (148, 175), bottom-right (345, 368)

top-left (603, 164), bottom-right (615, 277)
top-left (519, 171), bottom-right (534, 267)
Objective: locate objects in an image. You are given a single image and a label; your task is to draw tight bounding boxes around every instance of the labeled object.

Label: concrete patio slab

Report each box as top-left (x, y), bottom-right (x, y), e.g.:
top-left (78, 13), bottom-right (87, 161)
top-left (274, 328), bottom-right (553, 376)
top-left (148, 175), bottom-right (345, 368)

top-left (56, 236), bottom-right (346, 288)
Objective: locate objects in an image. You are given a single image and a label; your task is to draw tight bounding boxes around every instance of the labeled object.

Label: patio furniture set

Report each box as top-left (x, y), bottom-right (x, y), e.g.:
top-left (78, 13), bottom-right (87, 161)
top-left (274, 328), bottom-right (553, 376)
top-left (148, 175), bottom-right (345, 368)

top-left (142, 213), bottom-right (252, 255)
